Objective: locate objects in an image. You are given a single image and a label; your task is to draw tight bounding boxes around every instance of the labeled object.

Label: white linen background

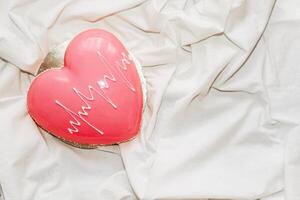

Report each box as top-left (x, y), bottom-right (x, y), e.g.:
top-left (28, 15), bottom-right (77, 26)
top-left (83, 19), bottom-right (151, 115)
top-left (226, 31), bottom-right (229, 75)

top-left (0, 0), bottom-right (299, 199)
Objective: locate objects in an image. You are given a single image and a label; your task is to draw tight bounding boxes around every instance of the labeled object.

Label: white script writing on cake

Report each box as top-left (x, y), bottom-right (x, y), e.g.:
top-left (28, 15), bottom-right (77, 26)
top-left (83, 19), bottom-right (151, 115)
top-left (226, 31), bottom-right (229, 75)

top-left (55, 51), bottom-right (136, 135)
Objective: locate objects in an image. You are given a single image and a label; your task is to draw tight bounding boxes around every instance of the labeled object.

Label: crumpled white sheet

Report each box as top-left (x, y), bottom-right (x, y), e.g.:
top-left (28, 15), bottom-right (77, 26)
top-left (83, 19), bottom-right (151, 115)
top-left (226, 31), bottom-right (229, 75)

top-left (0, 0), bottom-right (299, 199)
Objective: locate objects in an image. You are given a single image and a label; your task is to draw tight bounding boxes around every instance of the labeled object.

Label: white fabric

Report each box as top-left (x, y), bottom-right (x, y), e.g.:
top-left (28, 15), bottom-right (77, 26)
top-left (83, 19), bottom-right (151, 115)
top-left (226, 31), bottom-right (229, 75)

top-left (0, 0), bottom-right (299, 199)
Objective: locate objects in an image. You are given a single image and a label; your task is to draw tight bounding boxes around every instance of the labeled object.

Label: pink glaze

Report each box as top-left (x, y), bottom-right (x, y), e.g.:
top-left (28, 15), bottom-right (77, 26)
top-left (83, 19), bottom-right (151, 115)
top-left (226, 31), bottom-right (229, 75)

top-left (27, 29), bottom-right (143, 146)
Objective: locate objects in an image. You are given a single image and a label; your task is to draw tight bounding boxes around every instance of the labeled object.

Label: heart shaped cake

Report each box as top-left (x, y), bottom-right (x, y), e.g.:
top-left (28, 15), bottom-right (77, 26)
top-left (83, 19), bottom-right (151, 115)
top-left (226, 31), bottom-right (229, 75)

top-left (27, 29), bottom-right (144, 148)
